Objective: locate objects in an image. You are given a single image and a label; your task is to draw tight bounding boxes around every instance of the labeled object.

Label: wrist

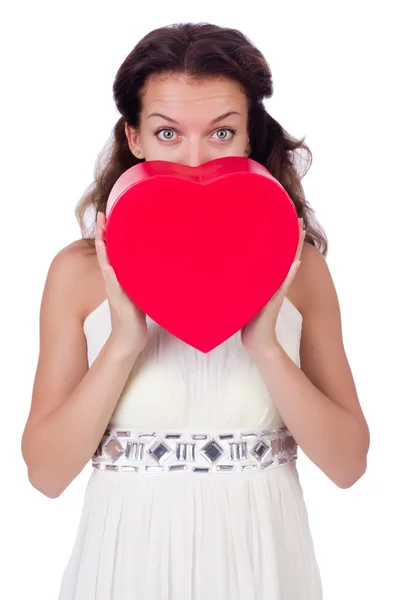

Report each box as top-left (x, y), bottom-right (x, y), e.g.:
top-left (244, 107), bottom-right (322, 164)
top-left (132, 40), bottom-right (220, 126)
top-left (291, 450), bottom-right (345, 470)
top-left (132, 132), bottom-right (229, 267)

top-left (246, 339), bottom-right (283, 361)
top-left (106, 334), bottom-right (143, 363)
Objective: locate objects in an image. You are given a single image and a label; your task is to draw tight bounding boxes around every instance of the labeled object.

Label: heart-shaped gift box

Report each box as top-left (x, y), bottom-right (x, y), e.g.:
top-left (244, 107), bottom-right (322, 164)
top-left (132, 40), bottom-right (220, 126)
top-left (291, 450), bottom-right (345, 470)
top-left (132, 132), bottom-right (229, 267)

top-left (105, 156), bottom-right (299, 353)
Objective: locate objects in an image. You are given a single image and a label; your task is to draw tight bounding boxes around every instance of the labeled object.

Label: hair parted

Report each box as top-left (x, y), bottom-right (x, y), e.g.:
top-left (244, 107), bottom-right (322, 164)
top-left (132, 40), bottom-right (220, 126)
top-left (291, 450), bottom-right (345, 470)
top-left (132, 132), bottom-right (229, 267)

top-left (75, 22), bottom-right (328, 256)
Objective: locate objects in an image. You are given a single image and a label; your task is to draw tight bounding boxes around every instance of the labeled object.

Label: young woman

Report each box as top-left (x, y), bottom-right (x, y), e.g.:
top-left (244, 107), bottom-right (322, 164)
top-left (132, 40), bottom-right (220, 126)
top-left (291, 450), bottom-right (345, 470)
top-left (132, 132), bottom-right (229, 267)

top-left (22, 22), bottom-right (370, 600)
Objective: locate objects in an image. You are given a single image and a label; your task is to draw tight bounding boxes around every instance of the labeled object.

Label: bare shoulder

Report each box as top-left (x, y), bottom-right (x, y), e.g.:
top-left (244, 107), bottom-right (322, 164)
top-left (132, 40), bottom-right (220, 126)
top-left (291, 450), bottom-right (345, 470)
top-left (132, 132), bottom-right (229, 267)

top-left (22, 238), bottom-right (103, 459)
top-left (55, 238), bottom-right (96, 261)
top-left (47, 238), bottom-right (105, 321)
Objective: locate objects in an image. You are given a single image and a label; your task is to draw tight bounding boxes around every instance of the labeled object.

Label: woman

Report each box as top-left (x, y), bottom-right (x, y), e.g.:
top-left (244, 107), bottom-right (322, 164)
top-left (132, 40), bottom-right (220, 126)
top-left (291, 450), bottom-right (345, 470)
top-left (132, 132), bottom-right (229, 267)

top-left (22, 22), bottom-right (370, 599)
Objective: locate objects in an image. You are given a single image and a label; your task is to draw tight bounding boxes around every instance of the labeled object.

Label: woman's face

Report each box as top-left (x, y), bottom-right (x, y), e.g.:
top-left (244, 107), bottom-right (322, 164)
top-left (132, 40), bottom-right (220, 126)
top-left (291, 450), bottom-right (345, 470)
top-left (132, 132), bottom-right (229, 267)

top-left (125, 73), bottom-right (251, 167)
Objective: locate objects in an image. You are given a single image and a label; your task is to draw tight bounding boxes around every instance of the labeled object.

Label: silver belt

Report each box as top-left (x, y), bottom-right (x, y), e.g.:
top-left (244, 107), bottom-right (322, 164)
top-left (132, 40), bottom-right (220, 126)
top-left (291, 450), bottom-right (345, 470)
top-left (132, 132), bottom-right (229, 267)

top-left (92, 424), bottom-right (298, 474)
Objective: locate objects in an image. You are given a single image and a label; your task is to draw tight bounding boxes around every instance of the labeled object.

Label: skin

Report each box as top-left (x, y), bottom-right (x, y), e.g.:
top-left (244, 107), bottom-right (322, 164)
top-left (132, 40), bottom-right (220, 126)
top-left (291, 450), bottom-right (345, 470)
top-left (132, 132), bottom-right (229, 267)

top-left (95, 73), bottom-right (255, 353)
top-left (124, 72), bottom-right (251, 165)
top-left (23, 73), bottom-right (368, 496)
top-left (98, 72), bottom-right (369, 486)
top-left (121, 71), bottom-right (301, 349)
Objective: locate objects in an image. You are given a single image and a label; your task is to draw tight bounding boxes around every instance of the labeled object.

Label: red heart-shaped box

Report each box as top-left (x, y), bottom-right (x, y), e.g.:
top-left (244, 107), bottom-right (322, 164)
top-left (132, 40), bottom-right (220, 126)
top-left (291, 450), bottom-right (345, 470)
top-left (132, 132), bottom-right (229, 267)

top-left (105, 156), bottom-right (299, 353)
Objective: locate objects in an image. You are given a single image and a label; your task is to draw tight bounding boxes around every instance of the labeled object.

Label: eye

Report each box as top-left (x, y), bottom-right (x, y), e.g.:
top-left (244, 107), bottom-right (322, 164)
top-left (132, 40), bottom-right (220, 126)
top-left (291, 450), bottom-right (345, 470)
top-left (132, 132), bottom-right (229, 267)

top-left (212, 128), bottom-right (236, 141)
top-left (154, 128), bottom-right (176, 141)
top-left (154, 127), bottom-right (237, 142)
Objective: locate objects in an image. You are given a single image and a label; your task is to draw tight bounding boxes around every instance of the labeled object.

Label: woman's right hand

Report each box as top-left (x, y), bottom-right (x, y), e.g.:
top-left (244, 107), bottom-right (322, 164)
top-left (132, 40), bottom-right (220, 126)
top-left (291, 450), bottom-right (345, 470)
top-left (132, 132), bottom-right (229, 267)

top-left (95, 211), bottom-right (148, 356)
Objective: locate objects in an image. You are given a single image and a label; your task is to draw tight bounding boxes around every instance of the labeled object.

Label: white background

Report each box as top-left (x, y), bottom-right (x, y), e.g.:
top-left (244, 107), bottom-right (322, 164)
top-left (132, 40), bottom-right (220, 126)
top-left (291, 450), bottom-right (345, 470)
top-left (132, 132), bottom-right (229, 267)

top-left (1, 1), bottom-right (396, 598)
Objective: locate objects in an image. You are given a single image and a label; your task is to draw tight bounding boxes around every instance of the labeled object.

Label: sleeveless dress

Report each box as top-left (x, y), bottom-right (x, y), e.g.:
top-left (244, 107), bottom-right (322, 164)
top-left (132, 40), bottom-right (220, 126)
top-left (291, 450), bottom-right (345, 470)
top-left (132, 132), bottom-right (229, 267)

top-left (58, 297), bottom-right (323, 599)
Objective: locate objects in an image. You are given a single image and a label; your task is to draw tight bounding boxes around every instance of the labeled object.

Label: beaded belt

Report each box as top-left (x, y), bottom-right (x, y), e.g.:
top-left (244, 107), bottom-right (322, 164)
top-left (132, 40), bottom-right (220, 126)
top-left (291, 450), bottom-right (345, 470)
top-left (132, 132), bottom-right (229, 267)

top-left (92, 424), bottom-right (298, 474)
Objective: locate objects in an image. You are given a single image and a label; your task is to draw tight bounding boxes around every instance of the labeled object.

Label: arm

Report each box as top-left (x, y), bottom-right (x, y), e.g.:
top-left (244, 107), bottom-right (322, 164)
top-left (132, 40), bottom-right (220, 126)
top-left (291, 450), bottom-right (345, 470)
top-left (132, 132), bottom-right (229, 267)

top-left (21, 243), bottom-right (140, 498)
top-left (249, 243), bottom-right (370, 488)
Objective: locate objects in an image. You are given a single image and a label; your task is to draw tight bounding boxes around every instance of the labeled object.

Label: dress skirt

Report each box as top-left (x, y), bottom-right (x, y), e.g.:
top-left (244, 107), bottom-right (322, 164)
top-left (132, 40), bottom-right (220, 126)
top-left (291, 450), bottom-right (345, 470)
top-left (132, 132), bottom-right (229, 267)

top-left (58, 460), bottom-right (323, 599)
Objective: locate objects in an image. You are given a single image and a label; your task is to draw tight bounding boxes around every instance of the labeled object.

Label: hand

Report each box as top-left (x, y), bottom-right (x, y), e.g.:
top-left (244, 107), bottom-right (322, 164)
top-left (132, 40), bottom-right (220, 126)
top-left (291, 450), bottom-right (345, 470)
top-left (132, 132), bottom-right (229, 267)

top-left (95, 211), bottom-right (148, 356)
top-left (240, 218), bottom-right (306, 353)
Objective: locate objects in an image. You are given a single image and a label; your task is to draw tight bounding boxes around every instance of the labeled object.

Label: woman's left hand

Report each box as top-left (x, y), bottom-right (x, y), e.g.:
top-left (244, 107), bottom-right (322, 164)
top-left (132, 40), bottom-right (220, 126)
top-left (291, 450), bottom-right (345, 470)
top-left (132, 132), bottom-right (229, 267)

top-left (241, 218), bottom-right (306, 353)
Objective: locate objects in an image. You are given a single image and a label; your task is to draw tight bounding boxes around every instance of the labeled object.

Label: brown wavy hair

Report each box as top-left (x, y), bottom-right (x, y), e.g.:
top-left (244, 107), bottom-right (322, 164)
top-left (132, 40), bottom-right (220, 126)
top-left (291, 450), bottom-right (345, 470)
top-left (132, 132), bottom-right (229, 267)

top-left (75, 22), bottom-right (328, 256)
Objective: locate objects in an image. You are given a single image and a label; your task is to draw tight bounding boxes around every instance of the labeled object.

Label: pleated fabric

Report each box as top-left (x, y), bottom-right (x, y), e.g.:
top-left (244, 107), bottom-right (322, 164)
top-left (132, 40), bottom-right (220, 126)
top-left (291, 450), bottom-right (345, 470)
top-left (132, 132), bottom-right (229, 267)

top-left (59, 464), bottom-right (322, 599)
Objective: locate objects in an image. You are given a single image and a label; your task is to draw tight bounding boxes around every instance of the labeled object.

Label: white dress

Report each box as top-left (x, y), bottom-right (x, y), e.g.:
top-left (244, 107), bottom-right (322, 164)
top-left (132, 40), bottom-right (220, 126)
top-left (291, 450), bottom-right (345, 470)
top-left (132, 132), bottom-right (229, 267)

top-left (58, 297), bottom-right (323, 599)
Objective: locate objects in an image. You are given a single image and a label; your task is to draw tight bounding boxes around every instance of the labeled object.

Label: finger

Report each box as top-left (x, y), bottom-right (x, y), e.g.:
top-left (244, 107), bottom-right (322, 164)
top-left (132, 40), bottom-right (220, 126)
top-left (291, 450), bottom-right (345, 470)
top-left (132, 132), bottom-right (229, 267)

top-left (103, 266), bottom-right (125, 303)
top-left (95, 224), bottom-right (111, 273)
top-left (294, 218), bottom-right (306, 261)
top-left (95, 212), bottom-right (104, 243)
top-left (103, 263), bottom-right (121, 289)
top-left (268, 260), bottom-right (298, 307)
top-left (99, 211), bottom-right (107, 243)
top-left (95, 212), bottom-right (110, 269)
top-left (96, 210), bottom-right (107, 230)
top-left (94, 225), bottom-right (121, 290)
top-left (95, 251), bottom-right (121, 299)
top-left (95, 238), bottom-right (108, 274)
top-left (96, 237), bottom-right (111, 268)
top-left (97, 211), bottom-right (107, 233)
top-left (297, 229), bottom-right (305, 260)
top-left (293, 219), bottom-right (302, 261)
top-left (95, 232), bottom-right (105, 258)
top-left (279, 260), bottom-right (301, 297)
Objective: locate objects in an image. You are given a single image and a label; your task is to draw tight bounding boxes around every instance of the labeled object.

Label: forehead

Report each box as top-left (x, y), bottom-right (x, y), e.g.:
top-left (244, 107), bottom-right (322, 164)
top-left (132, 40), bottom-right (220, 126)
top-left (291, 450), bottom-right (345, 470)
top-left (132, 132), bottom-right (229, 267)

top-left (140, 73), bottom-right (248, 118)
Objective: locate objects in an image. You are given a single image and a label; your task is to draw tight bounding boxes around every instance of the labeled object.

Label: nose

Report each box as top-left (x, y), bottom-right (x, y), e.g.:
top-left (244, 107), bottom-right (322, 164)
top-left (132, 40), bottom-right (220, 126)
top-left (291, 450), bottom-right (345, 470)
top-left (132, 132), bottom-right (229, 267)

top-left (180, 140), bottom-right (209, 167)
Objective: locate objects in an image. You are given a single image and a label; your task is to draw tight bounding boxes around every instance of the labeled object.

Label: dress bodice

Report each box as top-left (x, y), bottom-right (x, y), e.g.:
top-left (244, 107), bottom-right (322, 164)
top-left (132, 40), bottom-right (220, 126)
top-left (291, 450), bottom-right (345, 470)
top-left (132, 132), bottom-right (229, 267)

top-left (83, 298), bottom-right (303, 431)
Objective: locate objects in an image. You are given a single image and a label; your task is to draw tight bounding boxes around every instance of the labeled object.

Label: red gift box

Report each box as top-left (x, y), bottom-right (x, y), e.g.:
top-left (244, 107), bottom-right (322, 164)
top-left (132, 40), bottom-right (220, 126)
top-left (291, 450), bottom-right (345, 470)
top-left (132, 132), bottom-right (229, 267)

top-left (105, 156), bottom-right (299, 353)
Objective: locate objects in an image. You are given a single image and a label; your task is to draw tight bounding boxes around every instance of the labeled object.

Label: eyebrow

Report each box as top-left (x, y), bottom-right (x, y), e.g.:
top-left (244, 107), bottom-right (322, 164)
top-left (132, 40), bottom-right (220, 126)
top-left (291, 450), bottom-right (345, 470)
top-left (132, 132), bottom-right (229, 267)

top-left (147, 111), bottom-right (241, 125)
